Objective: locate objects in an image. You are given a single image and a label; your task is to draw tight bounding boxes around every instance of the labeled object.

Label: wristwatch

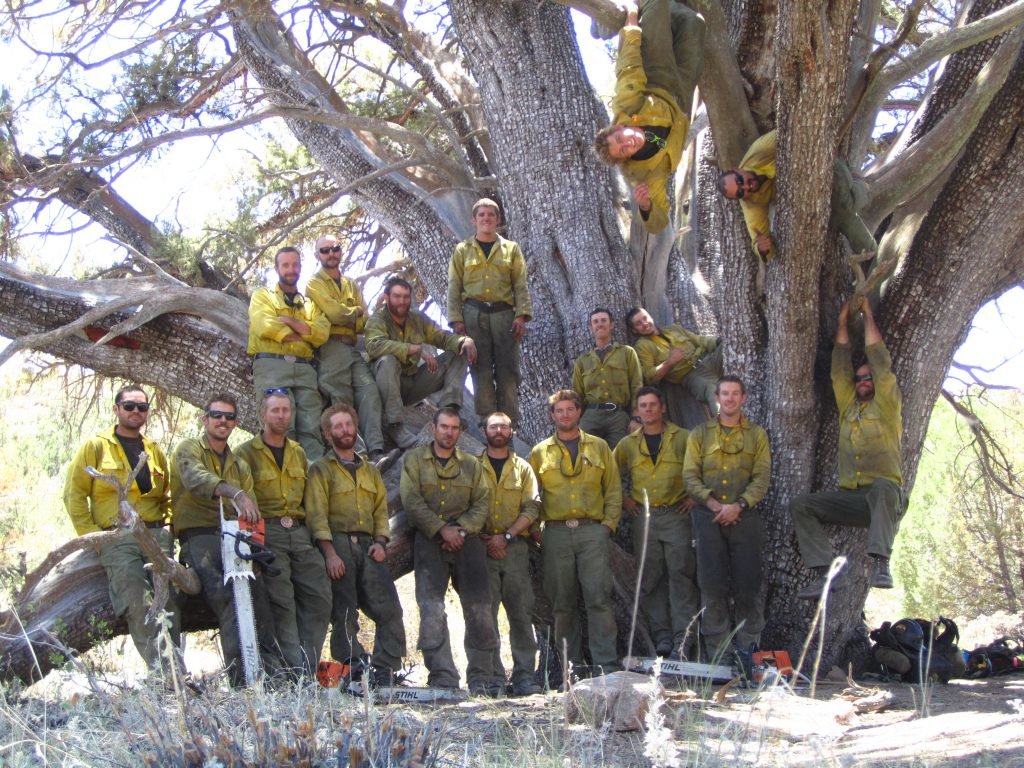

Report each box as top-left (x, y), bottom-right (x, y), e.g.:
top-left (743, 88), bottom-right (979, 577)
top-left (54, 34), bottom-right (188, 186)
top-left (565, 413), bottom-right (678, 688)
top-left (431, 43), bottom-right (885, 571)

top-left (737, 498), bottom-right (750, 512)
top-left (503, 532), bottom-right (514, 542)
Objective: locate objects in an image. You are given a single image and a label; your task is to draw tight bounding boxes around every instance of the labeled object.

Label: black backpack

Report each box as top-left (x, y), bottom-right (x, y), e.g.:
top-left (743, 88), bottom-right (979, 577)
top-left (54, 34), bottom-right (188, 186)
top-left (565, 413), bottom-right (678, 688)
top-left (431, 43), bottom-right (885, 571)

top-left (869, 616), bottom-right (965, 683)
top-left (965, 637), bottom-right (1024, 678)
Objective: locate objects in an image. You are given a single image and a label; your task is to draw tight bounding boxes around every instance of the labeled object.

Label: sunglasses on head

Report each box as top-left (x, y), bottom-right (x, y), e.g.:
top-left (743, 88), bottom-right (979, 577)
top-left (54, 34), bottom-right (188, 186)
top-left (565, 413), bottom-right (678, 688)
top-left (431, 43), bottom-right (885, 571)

top-left (318, 245), bottom-right (342, 254)
top-left (119, 402), bottom-right (150, 412)
top-left (264, 388), bottom-right (289, 395)
top-left (206, 410), bottom-right (237, 421)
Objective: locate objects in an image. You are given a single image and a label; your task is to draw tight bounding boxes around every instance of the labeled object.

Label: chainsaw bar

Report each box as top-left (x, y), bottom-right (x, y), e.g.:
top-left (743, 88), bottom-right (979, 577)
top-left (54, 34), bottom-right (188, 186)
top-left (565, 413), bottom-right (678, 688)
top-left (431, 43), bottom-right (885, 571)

top-left (220, 501), bottom-right (261, 686)
top-left (345, 681), bottom-right (468, 703)
top-left (630, 657), bottom-right (736, 682)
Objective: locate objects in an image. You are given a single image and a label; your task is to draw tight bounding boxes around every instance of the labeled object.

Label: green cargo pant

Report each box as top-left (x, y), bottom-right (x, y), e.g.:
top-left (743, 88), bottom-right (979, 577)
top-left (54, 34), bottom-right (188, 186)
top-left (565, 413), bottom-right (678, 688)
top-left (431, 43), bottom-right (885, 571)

top-left (317, 339), bottom-right (385, 453)
top-left (99, 527), bottom-right (180, 669)
top-left (463, 303), bottom-right (521, 425)
top-left (579, 407), bottom-right (630, 449)
top-left (662, 345), bottom-right (723, 425)
top-left (486, 536), bottom-right (537, 686)
top-left (830, 158), bottom-right (878, 255)
top-left (640, 0), bottom-right (706, 116)
top-left (414, 532), bottom-right (498, 688)
top-left (328, 532), bottom-right (406, 673)
top-left (180, 531), bottom-right (286, 687)
top-left (262, 521), bottom-right (332, 677)
top-left (252, 356), bottom-right (325, 460)
top-left (541, 522), bottom-right (621, 672)
top-left (632, 505), bottom-right (700, 654)
top-left (791, 479), bottom-right (907, 568)
top-left (372, 353), bottom-right (467, 425)
top-left (692, 506), bottom-right (764, 654)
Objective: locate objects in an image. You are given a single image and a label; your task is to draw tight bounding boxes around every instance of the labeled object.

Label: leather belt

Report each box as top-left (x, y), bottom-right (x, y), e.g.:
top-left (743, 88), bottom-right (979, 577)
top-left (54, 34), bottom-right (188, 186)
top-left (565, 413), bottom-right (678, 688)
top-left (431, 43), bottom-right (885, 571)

top-left (546, 518), bottom-right (597, 528)
top-left (587, 402), bottom-right (623, 412)
top-left (253, 353), bottom-right (313, 365)
top-left (465, 298), bottom-right (513, 314)
top-left (341, 531), bottom-right (372, 544)
top-left (329, 334), bottom-right (357, 345)
top-left (266, 515), bottom-right (304, 529)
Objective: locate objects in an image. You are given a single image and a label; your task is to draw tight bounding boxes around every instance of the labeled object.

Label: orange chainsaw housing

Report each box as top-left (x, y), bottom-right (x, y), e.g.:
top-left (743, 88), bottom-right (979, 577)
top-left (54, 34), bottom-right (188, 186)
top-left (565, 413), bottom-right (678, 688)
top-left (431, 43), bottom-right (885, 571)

top-left (753, 650), bottom-right (794, 677)
top-left (317, 660), bottom-right (351, 688)
top-left (238, 516), bottom-right (265, 546)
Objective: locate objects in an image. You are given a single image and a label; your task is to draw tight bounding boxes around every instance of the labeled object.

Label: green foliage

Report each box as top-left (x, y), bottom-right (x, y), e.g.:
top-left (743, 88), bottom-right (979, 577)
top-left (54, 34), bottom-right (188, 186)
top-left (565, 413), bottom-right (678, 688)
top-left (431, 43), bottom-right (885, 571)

top-left (895, 389), bottom-right (1024, 619)
top-left (0, 86), bottom-right (20, 261)
top-left (114, 40), bottom-right (214, 118)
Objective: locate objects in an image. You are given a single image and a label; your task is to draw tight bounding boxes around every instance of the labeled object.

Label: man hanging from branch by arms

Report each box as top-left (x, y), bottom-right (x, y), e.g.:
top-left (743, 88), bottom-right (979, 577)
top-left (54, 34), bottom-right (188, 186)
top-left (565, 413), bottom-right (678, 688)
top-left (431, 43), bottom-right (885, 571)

top-left (792, 299), bottom-right (905, 599)
top-left (594, 0), bottom-right (705, 234)
top-left (718, 130), bottom-right (877, 261)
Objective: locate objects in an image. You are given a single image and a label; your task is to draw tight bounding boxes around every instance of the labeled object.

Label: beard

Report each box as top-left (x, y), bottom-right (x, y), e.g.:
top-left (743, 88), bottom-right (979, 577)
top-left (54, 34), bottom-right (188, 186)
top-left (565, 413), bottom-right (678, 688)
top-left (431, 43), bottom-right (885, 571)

top-left (330, 434), bottom-right (357, 451)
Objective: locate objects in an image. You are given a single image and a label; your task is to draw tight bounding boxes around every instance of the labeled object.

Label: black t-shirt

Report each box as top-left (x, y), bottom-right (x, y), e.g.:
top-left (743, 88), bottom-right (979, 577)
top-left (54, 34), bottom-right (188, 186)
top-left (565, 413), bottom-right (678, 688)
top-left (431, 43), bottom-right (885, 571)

top-left (476, 238), bottom-right (496, 257)
top-left (632, 126), bottom-right (671, 161)
top-left (487, 454), bottom-right (508, 481)
top-left (643, 431), bottom-right (663, 464)
top-left (267, 443), bottom-right (286, 469)
top-left (115, 433), bottom-right (152, 494)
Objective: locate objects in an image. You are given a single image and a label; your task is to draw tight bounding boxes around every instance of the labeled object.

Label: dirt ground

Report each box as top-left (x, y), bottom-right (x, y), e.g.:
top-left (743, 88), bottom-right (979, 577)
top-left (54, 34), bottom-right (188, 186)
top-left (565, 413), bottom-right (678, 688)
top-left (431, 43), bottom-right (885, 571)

top-left (9, 581), bottom-right (1021, 767)
top-left (406, 671), bottom-right (1024, 767)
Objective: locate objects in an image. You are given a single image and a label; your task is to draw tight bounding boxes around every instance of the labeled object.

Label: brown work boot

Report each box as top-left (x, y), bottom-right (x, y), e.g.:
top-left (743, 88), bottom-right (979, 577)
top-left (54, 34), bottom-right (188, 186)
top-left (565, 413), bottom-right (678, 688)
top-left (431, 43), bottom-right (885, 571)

top-left (796, 567), bottom-right (833, 600)
top-left (870, 556), bottom-right (894, 589)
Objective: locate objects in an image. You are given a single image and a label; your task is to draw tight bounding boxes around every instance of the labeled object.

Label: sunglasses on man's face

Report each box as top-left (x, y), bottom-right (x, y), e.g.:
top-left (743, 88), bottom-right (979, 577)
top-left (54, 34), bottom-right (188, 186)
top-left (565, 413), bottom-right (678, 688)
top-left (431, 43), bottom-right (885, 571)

top-left (119, 402), bottom-right (150, 412)
top-left (318, 245), bottom-right (342, 254)
top-left (854, 373), bottom-right (874, 383)
top-left (206, 410), bottom-right (237, 421)
top-left (731, 172), bottom-right (746, 199)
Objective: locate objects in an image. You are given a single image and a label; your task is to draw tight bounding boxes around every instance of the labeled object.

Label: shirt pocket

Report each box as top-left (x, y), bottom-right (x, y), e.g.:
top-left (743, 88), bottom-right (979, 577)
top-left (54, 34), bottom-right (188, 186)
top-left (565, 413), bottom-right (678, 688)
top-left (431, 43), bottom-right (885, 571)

top-left (149, 463), bottom-right (168, 493)
top-left (846, 404), bottom-right (882, 446)
top-left (857, 405), bottom-right (884, 442)
top-left (254, 467), bottom-right (281, 487)
top-left (357, 470), bottom-right (379, 495)
top-left (502, 472), bottom-right (524, 493)
top-left (99, 451), bottom-right (127, 475)
top-left (580, 449), bottom-right (607, 479)
top-left (328, 472), bottom-right (357, 507)
top-left (590, 354), bottom-right (628, 390)
top-left (534, 453), bottom-right (567, 490)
